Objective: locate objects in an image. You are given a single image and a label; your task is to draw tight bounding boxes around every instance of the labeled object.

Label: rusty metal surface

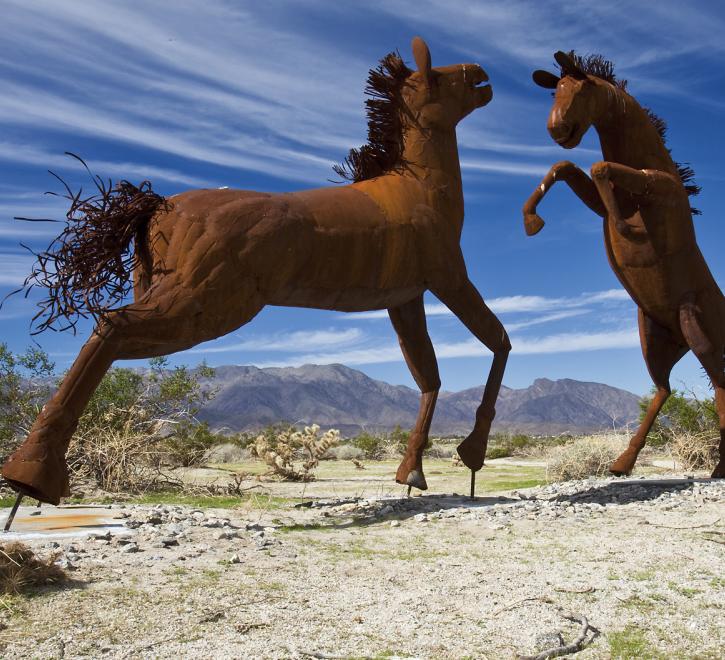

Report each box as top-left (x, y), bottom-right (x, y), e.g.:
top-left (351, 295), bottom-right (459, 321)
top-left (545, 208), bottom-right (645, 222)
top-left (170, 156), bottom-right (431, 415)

top-left (3, 37), bottom-right (509, 503)
top-left (1, 505), bottom-right (129, 541)
top-left (524, 50), bottom-right (724, 479)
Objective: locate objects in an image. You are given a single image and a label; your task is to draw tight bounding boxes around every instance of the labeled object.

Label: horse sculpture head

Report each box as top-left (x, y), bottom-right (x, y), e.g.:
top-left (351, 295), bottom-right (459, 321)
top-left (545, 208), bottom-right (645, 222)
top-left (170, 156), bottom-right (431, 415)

top-left (336, 37), bottom-right (491, 182)
top-left (532, 51), bottom-right (619, 149)
top-left (405, 36), bottom-right (492, 129)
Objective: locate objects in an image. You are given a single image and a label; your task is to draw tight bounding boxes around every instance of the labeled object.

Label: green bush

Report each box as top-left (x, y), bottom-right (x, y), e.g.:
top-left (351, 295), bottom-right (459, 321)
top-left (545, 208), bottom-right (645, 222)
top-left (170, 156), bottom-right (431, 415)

top-left (352, 431), bottom-right (386, 459)
top-left (641, 388), bottom-right (718, 448)
top-left (486, 445), bottom-right (511, 460)
top-left (389, 424), bottom-right (410, 454)
top-left (67, 358), bottom-right (218, 491)
top-left (162, 421), bottom-right (223, 467)
top-left (0, 343), bottom-right (55, 462)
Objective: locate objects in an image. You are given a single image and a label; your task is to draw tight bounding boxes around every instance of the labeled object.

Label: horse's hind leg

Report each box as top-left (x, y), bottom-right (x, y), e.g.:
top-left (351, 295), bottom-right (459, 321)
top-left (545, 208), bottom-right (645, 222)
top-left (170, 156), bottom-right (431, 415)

top-left (432, 280), bottom-right (510, 475)
top-left (2, 323), bottom-right (126, 504)
top-left (388, 296), bottom-right (440, 492)
top-left (610, 309), bottom-right (687, 476)
top-left (2, 287), bottom-right (264, 504)
top-left (679, 294), bottom-right (725, 478)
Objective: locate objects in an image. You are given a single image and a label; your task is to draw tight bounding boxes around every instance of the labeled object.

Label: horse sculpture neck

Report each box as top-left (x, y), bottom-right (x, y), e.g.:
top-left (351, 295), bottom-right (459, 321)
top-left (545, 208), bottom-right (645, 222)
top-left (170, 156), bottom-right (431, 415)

top-left (399, 122), bottom-right (465, 221)
top-left (593, 85), bottom-right (677, 176)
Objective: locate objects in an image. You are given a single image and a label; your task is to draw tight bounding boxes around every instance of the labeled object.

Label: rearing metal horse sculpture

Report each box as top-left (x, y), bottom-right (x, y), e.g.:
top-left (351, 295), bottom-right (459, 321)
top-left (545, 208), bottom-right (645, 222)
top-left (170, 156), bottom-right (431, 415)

top-left (3, 37), bottom-right (510, 505)
top-left (523, 51), bottom-right (724, 478)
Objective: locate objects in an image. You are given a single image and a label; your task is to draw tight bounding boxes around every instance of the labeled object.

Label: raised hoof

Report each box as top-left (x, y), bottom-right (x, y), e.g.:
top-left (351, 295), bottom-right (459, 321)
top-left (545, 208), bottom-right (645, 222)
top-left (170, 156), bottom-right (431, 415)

top-left (456, 437), bottom-right (485, 473)
top-left (405, 470), bottom-right (428, 491)
top-left (1, 444), bottom-right (69, 506)
top-left (711, 462), bottom-right (725, 479)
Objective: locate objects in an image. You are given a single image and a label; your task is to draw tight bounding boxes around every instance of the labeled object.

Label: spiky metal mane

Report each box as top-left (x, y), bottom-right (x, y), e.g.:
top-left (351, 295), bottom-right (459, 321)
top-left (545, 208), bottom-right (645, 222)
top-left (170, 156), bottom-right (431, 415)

top-left (564, 51), bottom-right (701, 214)
top-left (334, 52), bottom-right (412, 182)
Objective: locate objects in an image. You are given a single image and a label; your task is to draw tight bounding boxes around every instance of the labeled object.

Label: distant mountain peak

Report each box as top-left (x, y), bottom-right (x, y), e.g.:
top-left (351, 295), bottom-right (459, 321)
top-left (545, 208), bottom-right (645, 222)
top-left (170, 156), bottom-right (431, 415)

top-left (196, 363), bottom-right (641, 436)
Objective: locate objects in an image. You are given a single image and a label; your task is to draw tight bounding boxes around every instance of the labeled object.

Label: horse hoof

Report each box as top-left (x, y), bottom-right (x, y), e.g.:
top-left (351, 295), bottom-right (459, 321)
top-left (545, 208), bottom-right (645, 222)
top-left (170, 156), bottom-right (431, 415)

top-left (405, 470), bottom-right (428, 491)
top-left (609, 453), bottom-right (635, 477)
top-left (711, 462), bottom-right (725, 479)
top-left (1, 445), bottom-right (69, 506)
top-left (456, 438), bottom-right (484, 472)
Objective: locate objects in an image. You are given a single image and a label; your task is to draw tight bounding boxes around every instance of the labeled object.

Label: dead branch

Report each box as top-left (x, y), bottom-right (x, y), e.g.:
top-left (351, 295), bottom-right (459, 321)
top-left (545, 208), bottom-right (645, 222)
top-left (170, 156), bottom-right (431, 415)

top-left (517, 611), bottom-right (599, 660)
top-left (553, 586), bottom-right (595, 594)
top-left (493, 595), bottom-right (554, 616)
top-left (645, 517), bottom-right (720, 530)
top-left (288, 648), bottom-right (370, 660)
top-left (702, 535), bottom-right (725, 546)
top-left (120, 634), bottom-right (194, 659)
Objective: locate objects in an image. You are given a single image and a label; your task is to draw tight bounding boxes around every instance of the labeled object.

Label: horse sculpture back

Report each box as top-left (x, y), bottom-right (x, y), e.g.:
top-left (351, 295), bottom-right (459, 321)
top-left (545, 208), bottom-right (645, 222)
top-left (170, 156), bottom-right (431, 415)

top-left (524, 51), bottom-right (724, 478)
top-left (2, 37), bottom-right (511, 505)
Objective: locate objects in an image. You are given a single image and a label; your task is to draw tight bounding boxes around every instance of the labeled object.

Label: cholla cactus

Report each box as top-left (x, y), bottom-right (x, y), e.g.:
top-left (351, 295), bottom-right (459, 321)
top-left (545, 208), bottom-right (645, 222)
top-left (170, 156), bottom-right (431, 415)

top-left (252, 424), bottom-right (340, 481)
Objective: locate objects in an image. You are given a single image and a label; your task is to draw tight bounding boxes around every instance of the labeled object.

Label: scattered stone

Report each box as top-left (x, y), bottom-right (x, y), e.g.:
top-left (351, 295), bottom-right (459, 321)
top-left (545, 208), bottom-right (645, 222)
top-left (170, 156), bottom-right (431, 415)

top-left (215, 530), bottom-right (238, 540)
top-left (159, 537), bottom-right (179, 548)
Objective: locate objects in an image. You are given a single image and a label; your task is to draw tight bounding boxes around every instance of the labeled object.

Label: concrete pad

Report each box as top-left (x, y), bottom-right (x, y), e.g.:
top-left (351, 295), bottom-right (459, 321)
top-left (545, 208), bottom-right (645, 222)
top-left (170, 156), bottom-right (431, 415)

top-left (1, 505), bottom-right (132, 542)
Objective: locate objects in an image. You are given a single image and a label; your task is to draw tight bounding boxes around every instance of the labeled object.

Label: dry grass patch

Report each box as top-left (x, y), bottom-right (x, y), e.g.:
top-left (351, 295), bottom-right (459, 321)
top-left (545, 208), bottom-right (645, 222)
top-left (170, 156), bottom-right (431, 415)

top-left (546, 435), bottom-right (627, 481)
top-left (670, 431), bottom-right (719, 471)
top-left (0, 542), bottom-right (67, 595)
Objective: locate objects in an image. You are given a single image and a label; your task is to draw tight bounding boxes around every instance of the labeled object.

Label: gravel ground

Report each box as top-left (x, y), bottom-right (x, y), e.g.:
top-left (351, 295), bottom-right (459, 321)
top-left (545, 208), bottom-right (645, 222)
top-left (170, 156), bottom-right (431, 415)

top-left (1, 474), bottom-right (723, 659)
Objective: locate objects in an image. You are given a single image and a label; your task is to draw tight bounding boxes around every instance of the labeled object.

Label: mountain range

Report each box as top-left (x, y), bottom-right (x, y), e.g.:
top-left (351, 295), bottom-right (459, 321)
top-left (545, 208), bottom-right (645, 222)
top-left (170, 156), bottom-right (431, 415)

top-left (196, 364), bottom-right (642, 436)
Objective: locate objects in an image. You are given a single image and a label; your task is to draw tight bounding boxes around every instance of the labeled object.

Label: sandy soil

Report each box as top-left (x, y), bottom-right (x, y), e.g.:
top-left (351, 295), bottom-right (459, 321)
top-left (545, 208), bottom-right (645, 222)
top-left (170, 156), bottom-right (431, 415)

top-left (0, 461), bottom-right (722, 659)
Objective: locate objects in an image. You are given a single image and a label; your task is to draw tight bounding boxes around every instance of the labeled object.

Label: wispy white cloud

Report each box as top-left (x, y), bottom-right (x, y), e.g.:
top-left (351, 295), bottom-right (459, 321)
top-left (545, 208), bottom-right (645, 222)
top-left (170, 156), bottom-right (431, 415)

top-left (345, 289), bottom-right (631, 319)
top-left (0, 1), bottom-right (367, 185)
top-left (187, 328), bottom-right (365, 354)
top-left (368, 0), bottom-right (725, 74)
top-left (512, 329), bottom-right (640, 354)
top-left (0, 252), bottom-right (34, 286)
top-left (249, 327), bottom-right (640, 368)
top-left (0, 142), bottom-right (217, 188)
top-left (460, 158), bottom-right (549, 177)
top-left (505, 309), bottom-right (587, 332)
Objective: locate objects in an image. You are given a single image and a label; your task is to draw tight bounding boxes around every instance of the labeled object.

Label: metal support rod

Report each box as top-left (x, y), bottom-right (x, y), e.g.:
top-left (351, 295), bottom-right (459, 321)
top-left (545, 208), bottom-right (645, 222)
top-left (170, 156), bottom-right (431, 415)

top-left (470, 470), bottom-right (476, 500)
top-left (3, 493), bottom-right (24, 532)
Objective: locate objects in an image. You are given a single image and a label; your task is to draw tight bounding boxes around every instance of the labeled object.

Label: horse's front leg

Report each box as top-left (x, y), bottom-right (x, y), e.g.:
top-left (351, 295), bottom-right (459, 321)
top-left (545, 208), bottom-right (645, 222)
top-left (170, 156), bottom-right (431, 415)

top-left (432, 280), bottom-right (510, 496)
top-left (523, 160), bottom-right (605, 235)
top-left (590, 162), bottom-right (680, 237)
top-left (388, 295), bottom-right (441, 492)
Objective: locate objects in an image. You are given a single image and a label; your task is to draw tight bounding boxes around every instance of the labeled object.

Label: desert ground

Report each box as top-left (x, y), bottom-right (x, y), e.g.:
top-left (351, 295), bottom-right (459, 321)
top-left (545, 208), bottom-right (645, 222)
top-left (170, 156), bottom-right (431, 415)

top-left (1, 458), bottom-right (723, 659)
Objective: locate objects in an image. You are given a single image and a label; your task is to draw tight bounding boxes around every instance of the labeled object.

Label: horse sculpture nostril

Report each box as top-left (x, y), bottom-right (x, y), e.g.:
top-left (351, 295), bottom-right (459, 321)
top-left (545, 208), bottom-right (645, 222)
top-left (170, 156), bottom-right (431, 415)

top-left (548, 121), bottom-right (572, 142)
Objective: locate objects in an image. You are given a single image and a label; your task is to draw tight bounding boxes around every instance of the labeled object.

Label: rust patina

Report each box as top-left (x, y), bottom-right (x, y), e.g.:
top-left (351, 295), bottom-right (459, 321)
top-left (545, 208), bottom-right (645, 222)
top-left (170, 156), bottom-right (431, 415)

top-left (3, 38), bottom-right (509, 505)
top-left (523, 51), bottom-right (724, 478)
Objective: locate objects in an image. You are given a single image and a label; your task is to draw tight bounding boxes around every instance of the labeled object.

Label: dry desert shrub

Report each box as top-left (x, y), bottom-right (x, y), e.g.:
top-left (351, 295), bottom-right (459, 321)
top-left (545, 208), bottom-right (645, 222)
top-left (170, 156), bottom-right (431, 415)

top-left (426, 442), bottom-right (455, 459)
top-left (670, 431), bottom-right (719, 471)
top-left (327, 444), bottom-right (366, 461)
top-left (203, 442), bottom-right (251, 464)
top-left (251, 424), bottom-right (340, 481)
top-left (0, 542), bottom-right (67, 594)
top-left (546, 435), bottom-right (627, 482)
top-left (66, 407), bottom-right (180, 494)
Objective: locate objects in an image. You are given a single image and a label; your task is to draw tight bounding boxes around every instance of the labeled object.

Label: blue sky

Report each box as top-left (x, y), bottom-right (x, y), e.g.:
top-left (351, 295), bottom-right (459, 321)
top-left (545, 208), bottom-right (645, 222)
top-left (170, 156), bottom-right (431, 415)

top-left (1, 0), bottom-right (723, 397)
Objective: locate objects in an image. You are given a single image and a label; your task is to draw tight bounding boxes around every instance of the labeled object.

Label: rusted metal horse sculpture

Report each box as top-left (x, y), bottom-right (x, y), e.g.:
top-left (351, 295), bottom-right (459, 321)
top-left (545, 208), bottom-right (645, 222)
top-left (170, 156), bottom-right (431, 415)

top-left (3, 37), bottom-right (510, 506)
top-left (523, 51), bottom-right (724, 478)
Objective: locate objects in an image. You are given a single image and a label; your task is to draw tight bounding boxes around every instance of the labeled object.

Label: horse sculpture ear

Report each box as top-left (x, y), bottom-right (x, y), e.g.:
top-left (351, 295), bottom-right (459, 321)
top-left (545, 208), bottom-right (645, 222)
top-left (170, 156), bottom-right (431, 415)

top-left (554, 51), bottom-right (585, 79)
top-left (412, 36), bottom-right (433, 86)
top-left (532, 70), bottom-right (560, 89)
